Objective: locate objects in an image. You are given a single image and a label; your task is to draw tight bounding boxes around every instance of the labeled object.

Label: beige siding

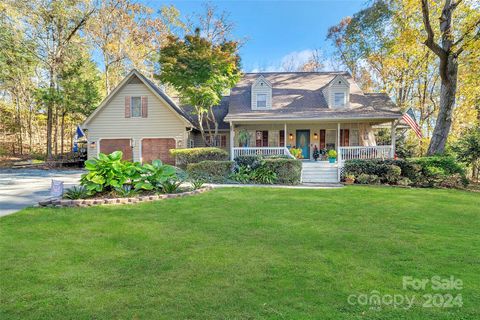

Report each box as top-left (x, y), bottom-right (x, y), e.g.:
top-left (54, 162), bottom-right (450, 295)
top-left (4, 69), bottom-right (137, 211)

top-left (86, 82), bottom-right (187, 161)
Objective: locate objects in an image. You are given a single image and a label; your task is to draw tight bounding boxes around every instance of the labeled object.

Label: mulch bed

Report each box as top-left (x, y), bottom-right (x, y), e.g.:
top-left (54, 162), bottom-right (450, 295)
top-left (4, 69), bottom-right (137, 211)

top-left (38, 186), bottom-right (213, 208)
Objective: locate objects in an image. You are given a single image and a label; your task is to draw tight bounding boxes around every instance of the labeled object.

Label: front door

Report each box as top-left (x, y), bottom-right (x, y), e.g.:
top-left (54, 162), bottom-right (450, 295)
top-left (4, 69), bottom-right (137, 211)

top-left (296, 130), bottom-right (310, 159)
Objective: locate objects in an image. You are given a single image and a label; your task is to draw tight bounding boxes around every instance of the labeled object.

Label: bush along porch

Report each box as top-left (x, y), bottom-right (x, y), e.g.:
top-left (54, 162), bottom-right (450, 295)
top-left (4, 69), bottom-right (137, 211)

top-left (171, 148), bottom-right (303, 185)
top-left (342, 156), bottom-right (468, 188)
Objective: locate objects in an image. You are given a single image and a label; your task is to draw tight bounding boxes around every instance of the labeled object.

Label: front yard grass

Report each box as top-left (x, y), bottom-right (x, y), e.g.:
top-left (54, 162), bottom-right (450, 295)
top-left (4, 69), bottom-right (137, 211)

top-left (1, 186), bottom-right (479, 319)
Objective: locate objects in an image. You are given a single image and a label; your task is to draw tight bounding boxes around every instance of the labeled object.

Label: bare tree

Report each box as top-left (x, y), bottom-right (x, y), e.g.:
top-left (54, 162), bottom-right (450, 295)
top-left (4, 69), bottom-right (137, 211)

top-left (186, 2), bottom-right (236, 45)
top-left (300, 49), bottom-right (324, 72)
top-left (420, 0), bottom-right (480, 155)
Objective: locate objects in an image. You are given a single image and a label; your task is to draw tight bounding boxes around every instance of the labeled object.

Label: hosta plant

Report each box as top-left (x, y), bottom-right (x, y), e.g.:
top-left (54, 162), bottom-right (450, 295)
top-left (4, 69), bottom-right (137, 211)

top-left (137, 159), bottom-right (177, 192)
top-left (80, 151), bottom-right (143, 195)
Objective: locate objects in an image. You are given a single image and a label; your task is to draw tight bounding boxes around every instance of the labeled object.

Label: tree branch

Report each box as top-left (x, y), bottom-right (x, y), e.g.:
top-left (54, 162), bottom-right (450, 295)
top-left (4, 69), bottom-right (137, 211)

top-left (60, 8), bottom-right (96, 49)
top-left (420, 0), bottom-right (447, 59)
top-left (453, 18), bottom-right (480, 50)
top-left (451, 0), bottom-right (464, 10)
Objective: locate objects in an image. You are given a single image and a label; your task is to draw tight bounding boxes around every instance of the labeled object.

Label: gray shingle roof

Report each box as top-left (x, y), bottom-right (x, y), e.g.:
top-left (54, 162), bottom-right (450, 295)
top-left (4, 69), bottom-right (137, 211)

top-left (179, 96), bottom-right (230, 130)
top-left (224, 72), bottom-right (401, 122)
top-left (135, 72), bottom-right (194, 124)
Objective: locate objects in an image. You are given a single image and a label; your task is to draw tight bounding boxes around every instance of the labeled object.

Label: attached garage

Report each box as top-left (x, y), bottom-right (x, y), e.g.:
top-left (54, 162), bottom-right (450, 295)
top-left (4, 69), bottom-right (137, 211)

top-left (141, 138), bottom-right (176, 164)
top-left (99, 139), bottom-right (133, 161)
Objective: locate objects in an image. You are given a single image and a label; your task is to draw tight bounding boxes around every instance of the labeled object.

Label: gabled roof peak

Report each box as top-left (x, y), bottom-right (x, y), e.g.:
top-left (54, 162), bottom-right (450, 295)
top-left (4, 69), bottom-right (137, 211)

top-left (327, 74), bottom-right (349, 87)
top-left (252, 74), bottom-right (272, 88)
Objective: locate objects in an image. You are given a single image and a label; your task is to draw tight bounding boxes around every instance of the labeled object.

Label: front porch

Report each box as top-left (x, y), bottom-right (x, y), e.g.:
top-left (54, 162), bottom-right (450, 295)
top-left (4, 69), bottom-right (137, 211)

top-left (229, 121), bottom-right (396, 183)
top-left (229, 121), bottom-right (396, 162)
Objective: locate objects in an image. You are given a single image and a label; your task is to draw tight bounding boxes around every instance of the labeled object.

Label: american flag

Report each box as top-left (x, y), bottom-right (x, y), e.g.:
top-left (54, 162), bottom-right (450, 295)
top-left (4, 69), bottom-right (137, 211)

top-left (402, 108), bottom-right (422, 138)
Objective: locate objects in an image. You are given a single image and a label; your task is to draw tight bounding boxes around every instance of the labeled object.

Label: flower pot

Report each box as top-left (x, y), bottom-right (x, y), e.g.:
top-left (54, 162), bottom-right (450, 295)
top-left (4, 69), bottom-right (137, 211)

top-left (328, 157), bottom-right (336, 164)
top-left (344, 178), bottom-right (355, 185)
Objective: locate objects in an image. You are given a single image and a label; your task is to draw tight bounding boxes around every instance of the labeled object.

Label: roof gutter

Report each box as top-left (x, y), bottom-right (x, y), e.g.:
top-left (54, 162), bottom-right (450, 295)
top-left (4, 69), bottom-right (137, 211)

top-left (223, 115), bottom-right (402, 123)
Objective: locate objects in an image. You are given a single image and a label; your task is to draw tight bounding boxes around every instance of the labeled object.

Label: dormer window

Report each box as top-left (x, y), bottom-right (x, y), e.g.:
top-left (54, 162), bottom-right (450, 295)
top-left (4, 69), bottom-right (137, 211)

top-left (334, 92), bottom-right (346, 108)
top-left (323, 74), bottom-right (350, 108)
top-left (257, 94), bottom-right (267, 108)
top-left (251, 75), bottom-right (272, 110)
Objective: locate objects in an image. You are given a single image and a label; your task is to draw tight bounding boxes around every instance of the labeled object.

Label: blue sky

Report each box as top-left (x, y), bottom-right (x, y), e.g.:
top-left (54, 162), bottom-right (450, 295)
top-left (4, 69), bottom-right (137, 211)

top-left (142, 0), bottom-right (367, 72)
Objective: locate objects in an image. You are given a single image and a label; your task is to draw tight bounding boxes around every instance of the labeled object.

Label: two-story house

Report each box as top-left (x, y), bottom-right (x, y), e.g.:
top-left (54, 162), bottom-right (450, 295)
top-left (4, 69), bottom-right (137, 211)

top-left (83, 69), bottom-right (402, 182)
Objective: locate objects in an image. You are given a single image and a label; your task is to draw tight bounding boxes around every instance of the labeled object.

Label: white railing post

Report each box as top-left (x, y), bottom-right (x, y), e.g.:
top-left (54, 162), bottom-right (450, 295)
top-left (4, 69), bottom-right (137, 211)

top-left (232, 147), bottom-right (295, 158)
top-left (338, 146), bottom-right (394, 161)
top-left (337, 148), bottom-right (342, 182)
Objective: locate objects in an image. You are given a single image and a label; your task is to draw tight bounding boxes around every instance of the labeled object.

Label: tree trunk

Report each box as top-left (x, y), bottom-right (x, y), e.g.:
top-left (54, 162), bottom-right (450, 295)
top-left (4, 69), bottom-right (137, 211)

top-left (427, 56), bottom-right (458, 155)
top-left (60, 111), bottom-right (65, 158)
top-left (46, 68), bottom-right (55, 160)
top-left (54, 104), bottom-right (58, 156)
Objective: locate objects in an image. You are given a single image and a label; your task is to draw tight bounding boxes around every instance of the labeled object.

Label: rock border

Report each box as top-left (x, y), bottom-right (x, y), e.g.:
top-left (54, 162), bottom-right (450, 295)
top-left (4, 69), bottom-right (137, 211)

top-left (38, 186), bottom-right (213, 208)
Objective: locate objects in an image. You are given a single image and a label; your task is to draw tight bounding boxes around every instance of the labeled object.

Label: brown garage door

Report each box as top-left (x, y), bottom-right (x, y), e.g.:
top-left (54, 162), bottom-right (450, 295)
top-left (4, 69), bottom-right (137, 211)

top-left (142, 138), bottom-right (176, 164)
top-left (99, 139), bottom-right (133, 161)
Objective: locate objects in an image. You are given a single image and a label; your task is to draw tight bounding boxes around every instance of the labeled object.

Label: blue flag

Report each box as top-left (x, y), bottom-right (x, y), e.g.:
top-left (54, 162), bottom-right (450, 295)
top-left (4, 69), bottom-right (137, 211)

top-left (76, 126), bottom-right (85, 139)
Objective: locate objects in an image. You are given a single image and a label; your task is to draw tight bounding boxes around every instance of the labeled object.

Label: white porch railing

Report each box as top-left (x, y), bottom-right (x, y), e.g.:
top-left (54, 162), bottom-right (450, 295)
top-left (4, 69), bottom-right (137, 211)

top-left (233, 147), bottom-right (294, 159)
top-left (338, 145), bottom-right (393, 162)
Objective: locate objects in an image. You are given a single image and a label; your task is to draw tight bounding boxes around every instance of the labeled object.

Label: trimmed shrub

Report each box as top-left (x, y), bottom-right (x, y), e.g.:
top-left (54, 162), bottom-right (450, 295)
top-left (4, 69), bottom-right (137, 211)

top-left (385, 165), bottom-right (402, 184)
top-left (262, 158), bottom-right (302, 185)
top-left (234, 155), bottom-right (263, 170)
top-left (397, 177), bottom-right (412, 187)
top-left (265, 154), bottom-right (291, 159)
top-left (409, 156), bottom-right (465, 176)
top-left (187, 160), bottom-right (234, 183)
top-left (170, 148), bottom-right (229, 169)
top-left (343, 156), bottom-right (467, 188)
top-left (356, 174), bottom-right (380, 185)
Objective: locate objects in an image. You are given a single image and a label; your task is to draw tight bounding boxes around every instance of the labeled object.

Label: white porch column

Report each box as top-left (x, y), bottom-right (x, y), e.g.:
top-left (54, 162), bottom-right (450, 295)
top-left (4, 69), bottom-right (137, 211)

top-left (337, 123), bottom-right (341, 154)
top-left (230, 121), bottom-right (234, 161)
top-left (284, 123), bottom-right (287, 147)
top-left (337, 122), bottom-right (341, 182)
top-left (391, 120), bottom-right (396, 158)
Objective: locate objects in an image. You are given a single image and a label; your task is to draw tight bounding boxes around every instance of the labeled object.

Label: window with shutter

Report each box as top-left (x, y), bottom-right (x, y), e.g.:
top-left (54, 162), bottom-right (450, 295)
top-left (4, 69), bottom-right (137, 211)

top-left (205, 134), bottom-right (227, 147)
top-left (125, 96), bottom-right (131, 118)
top-left (340, 129), bottom-right (350, 146)
top-left (319, 129), bottom-right (326, 149)
top-left (256, 131), bottom-right (268, 147)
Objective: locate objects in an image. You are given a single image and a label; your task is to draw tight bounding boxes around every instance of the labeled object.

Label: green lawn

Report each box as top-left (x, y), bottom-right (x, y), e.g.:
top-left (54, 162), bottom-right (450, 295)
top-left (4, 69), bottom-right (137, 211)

top-left (1, 187), bottom-right (479, 319)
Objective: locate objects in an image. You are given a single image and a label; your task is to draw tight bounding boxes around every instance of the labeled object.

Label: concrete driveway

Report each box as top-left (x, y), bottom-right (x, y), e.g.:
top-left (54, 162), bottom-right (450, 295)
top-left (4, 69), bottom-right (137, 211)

top-left (0, 169), bottom-right (84, 217)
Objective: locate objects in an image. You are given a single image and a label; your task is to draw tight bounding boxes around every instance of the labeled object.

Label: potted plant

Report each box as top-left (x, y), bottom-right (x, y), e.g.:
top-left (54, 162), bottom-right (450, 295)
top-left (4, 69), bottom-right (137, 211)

top-left (327, 149), bottom-right (337, 163)
top-left (238, 130), bottom-right (251, 147)
top-left (312, 145), bottom-right (319, 161)
top-left (289, 148), bottom-right (303, 159)
top-left (344, 173), bottom-right (355, 185)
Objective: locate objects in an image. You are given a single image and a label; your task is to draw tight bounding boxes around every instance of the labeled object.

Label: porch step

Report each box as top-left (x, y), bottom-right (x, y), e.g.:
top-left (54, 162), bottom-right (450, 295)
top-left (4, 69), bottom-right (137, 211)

top-left (301, 162), bottom-right (339, 183)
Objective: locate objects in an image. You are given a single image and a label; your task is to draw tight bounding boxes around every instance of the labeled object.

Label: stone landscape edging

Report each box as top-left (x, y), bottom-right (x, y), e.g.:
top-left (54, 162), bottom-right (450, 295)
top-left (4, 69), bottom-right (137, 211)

top-left (38, 186), bottom-right (213, 208)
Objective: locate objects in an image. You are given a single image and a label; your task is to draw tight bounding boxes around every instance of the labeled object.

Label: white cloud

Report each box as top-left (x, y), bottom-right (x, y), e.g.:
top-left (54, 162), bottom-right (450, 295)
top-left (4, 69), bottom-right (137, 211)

top-left (248, 49), bottom-right (328, 72)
